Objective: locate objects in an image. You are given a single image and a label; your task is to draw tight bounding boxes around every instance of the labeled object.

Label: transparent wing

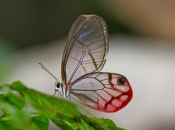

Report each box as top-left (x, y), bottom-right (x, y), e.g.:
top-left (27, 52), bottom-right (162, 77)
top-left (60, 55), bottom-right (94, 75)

top-left (61, 15), bottom-right (108, 84)
top-left (70, 72), bottom-right (133, 113)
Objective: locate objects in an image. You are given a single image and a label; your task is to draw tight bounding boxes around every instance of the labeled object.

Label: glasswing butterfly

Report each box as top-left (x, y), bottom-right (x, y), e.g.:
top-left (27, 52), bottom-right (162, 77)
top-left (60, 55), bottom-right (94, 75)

top-left (39, 14), bottom-right (133, 112)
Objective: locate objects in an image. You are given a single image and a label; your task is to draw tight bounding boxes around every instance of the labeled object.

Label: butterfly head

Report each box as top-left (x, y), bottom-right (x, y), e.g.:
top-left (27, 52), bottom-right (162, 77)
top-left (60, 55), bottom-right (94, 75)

top-left (55, 81), bottom-right (61, 91)
top-left (55, 81), bottom-right (70, 98)
top-left (38, 63), bottom-right (70, 98)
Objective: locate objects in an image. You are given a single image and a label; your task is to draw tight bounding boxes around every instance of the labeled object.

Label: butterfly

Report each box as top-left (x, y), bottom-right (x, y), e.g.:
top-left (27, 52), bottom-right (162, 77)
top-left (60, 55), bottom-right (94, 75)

top-left (39, 14), bottom-right (133, 113)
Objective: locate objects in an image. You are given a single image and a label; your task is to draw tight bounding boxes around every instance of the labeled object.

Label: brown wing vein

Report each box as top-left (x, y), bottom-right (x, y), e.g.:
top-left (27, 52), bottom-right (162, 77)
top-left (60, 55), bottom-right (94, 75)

top-left (84, 45), bottom-right (104, 53)
top-left (88, 51), bottom-right (97, 69)
top-left (82, 57), bottom-right (103, 63)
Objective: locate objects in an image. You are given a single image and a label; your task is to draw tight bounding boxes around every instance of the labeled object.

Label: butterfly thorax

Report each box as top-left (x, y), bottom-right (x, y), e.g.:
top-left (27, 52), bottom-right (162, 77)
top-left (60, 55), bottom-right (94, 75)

top-left (55, 81), bottom-right (70, 98)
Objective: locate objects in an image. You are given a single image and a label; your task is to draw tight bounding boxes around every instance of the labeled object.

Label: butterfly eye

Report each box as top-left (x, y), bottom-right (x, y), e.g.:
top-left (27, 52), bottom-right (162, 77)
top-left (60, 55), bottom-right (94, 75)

top-left (117, 77), bottom-right (126, 85)
top-left (55, 82), bottom-right (60, 89)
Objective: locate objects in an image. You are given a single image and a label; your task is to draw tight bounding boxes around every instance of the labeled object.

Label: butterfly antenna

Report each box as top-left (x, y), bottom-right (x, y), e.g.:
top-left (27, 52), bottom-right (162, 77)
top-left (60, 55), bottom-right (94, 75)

top-left (39, 63), bottom-right (58, 81)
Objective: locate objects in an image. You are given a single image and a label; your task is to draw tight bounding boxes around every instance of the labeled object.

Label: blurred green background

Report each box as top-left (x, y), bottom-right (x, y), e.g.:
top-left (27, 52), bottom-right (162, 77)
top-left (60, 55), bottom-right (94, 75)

top-left (0, 1), bottom-right (131, 49)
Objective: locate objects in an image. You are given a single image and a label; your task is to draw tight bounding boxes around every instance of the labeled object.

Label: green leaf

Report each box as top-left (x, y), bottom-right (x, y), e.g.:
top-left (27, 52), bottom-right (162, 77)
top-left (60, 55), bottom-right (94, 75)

top-left (0, 111), bottom-right (48, 130)
top-left (0, 84), bottom-right (25, 113)
top-left (0, 81), bottom-right (127, 130)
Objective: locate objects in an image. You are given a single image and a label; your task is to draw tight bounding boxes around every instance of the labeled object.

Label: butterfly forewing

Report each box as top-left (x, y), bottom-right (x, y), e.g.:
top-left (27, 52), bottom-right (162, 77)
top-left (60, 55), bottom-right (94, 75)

top-left (61, 15), bottom-right (108, 83)
top-left (70, 72), bottom-right (133, 113)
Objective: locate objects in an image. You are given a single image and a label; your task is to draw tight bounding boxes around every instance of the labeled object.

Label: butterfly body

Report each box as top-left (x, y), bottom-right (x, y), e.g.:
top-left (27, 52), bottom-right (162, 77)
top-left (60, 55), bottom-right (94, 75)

top-left (40, 14), bottom-right (133, 113)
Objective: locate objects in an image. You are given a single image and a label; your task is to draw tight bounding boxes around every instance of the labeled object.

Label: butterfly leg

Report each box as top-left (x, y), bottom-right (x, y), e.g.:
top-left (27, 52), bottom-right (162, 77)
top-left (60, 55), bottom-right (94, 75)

top-left (53, 90), bottom-right (61, 97)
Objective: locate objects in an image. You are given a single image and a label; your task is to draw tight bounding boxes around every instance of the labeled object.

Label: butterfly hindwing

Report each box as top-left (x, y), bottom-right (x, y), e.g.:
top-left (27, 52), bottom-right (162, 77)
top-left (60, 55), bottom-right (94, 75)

top-left (70, 72), bottom-right (133, 112)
